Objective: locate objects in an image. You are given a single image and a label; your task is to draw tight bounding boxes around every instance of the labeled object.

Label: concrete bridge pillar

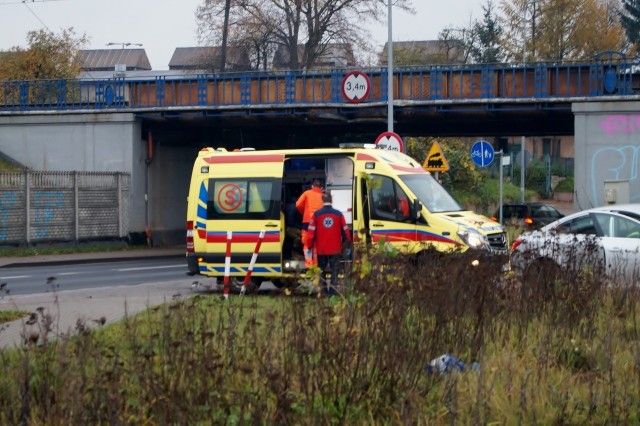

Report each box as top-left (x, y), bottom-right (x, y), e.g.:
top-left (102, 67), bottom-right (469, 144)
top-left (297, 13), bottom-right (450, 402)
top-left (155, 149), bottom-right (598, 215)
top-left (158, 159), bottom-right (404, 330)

top-left (573, 101), bottom-right (640, 209)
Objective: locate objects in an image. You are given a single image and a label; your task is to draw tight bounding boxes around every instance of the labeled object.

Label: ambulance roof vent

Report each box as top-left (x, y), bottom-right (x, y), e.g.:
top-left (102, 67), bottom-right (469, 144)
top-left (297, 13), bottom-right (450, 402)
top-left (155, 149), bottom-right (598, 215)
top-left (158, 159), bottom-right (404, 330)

top-left (239, 147), bottom-right (256, 151)
top-left (215, 147), bottom-right (227, 152)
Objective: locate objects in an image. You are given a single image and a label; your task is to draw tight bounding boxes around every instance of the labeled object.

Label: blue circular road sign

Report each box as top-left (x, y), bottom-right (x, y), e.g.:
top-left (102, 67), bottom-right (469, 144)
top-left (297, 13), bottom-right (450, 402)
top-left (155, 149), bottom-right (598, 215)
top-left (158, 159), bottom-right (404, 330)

top-left (470, 140), bottom-right (495, 167)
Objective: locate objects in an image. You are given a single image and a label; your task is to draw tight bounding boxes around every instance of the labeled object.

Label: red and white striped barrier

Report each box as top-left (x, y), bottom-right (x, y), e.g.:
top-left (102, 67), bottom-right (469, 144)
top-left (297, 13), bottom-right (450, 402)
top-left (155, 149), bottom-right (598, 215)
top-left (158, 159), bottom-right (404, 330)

top-left (241, 230), bottom-right (265, 295)
top-left (223, 230), bottom-right (232, 299)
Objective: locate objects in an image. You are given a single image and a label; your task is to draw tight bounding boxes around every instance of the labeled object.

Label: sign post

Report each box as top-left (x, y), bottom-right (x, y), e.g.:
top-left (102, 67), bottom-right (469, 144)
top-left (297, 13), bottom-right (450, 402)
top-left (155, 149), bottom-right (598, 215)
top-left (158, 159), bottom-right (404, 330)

top-left (470, 141), bottom-right (508, 224)
top-left (341, 71), bottom-right (370, 103)
top-left (374, 131), bottom-right (404, 152)
top-left (497, 150), bottom-right (504, 224)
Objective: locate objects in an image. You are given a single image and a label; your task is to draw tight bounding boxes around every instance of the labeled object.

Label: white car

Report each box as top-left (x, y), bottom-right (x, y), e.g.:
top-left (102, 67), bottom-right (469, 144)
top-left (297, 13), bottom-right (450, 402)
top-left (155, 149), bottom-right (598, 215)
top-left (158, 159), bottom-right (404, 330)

top-left (510, 204), bottom-right (640, 284)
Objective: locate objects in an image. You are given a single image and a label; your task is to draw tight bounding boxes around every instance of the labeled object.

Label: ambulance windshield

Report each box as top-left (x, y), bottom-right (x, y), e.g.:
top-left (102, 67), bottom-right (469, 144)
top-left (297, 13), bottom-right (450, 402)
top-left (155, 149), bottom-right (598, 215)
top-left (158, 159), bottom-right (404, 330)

top-left (400, 173), bottom-right (463, 213)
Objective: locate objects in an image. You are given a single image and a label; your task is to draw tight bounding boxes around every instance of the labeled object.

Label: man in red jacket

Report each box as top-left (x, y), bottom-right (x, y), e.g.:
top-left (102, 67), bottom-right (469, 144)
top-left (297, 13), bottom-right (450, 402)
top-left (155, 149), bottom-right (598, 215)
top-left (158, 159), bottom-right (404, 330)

top-left (306, 192), bottom-right (352, 295)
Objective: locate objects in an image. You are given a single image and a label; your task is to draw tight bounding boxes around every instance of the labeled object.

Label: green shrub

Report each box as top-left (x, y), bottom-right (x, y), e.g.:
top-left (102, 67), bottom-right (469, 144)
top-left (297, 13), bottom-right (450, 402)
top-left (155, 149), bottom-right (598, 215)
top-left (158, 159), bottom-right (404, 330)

top-left (555, 175), bottom-right (574, 192)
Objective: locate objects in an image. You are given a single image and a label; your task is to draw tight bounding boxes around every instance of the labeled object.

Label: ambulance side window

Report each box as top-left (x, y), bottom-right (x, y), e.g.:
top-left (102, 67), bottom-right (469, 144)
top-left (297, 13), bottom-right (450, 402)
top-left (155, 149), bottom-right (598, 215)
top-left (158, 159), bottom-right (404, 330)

top-left (206, 178), bottom-right (281, 220)
top-left (369, 176), bottom-right (411, 223)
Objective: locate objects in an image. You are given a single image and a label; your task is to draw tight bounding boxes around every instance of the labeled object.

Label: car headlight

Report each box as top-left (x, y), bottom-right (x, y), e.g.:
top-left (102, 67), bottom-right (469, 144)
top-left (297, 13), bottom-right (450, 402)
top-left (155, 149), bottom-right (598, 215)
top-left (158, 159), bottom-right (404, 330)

top-left (457, 230), bottom-right (488, 250)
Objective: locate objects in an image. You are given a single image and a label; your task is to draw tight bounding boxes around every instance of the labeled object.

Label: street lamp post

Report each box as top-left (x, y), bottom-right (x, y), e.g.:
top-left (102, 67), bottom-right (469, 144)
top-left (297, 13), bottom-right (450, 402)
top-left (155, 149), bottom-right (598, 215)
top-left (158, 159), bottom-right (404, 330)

top-left (106, 42), bottom-right (142, 49)
top-left (387, 0), bottom-right (393, 133)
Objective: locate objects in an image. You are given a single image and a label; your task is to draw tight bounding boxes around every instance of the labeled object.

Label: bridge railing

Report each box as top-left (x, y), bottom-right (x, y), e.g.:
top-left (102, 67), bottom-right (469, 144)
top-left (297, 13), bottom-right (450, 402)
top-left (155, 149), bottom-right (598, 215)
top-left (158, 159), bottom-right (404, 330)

top-left (1, 56), bottom-right (638, 112)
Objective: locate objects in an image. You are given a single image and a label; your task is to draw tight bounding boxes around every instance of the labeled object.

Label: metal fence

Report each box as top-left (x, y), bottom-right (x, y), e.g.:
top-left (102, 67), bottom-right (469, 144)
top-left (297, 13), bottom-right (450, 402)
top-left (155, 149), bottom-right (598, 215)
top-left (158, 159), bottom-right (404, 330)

top-left (0, 171), bottom-right (130, 245)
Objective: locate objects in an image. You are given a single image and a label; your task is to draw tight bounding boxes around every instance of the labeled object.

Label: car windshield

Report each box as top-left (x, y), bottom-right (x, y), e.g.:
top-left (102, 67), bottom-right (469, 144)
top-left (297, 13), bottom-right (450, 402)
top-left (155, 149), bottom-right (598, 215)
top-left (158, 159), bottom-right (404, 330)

top-left (531, 204), bottom-right (561, 218)
top-left (400, 173), bottom-right (463, 213)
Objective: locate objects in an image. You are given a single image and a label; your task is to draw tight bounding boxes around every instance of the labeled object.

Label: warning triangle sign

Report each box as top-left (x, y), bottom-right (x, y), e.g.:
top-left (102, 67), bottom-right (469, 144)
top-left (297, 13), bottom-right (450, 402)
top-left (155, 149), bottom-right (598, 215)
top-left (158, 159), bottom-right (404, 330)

top-left (422, 142), bottom-right (450, 172)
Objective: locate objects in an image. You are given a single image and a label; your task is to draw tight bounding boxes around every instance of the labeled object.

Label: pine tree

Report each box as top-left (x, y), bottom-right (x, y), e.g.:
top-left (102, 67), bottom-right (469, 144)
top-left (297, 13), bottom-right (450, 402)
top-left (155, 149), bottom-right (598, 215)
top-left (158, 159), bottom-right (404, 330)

top-left (620, 0), bottom-right (640, 45)
top-left (470, 0), bottom-right (504, 63)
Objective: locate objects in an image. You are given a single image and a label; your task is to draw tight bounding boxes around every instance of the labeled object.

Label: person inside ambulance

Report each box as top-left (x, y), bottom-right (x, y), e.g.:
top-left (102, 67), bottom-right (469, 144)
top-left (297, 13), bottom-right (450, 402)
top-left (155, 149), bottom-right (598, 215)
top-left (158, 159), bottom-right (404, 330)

top-left (284, 194), bottom-right (303, 253)
top-left (296, 179), bottom-right (324, 267)
top-left (387, 192), bottom-right (410, 219)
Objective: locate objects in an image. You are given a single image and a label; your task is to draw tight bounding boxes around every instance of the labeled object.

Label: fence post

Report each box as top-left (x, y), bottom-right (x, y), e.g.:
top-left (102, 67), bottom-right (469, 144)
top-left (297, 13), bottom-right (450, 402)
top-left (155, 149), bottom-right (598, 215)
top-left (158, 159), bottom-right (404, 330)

top-left (25, 170), bottom-right (30, 245)
top-left (74, 171), bottom-right (79, 241)
top-left (117, 173), bottom-right (123, 237)
top-left (545, 154), bottom-right (551, 198)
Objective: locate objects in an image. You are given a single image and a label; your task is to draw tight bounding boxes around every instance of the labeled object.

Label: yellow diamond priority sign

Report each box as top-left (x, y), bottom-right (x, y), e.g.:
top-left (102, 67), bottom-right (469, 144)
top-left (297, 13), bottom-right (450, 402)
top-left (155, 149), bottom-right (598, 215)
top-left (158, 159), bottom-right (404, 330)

top-left (423, 142), bottom-right (450, 172)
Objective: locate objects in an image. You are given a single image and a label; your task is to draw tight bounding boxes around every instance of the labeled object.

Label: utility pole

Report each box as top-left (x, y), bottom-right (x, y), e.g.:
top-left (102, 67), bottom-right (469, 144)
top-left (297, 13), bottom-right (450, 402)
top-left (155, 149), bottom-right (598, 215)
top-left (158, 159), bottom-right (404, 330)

top-left (387, 0), bottom-right (393, 133)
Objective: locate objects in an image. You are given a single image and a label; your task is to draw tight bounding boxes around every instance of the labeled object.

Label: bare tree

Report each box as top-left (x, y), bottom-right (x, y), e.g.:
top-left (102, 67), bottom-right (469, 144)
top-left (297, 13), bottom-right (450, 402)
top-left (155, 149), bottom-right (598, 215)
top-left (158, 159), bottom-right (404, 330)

top-left (197, 0), bottom-right (414, 70)
top-left (499, 0), bottom-right (542, 61)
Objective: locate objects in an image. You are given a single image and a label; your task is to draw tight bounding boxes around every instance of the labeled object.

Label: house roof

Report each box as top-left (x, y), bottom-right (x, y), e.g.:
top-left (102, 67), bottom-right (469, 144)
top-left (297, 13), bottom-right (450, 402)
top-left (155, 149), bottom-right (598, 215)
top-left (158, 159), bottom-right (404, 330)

top-left (272, 43), bottom-right (356, 69)
top-left (168, 47), bottom-right (250, 71)
top-left (78, 49), bottom-right (151, 71)
top-left (379, 40), bottom-right (464, 65)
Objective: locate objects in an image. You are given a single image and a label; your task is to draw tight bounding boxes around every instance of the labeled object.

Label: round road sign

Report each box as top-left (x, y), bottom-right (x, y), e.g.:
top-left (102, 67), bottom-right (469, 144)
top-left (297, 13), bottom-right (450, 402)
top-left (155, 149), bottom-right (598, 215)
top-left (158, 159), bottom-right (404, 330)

top-left (375, 131), bottom-right (404, 153)
top-left (470, 140), bottom-right (495, 167)
top-left (342, 71), bottom-right (370, 103)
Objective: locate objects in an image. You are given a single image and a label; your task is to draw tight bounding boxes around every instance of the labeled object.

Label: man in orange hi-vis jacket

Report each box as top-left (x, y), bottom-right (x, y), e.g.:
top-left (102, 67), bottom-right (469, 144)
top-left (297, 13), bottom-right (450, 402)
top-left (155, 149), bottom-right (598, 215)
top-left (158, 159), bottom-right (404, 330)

top-left (296, 179), bottom-right (323, 267)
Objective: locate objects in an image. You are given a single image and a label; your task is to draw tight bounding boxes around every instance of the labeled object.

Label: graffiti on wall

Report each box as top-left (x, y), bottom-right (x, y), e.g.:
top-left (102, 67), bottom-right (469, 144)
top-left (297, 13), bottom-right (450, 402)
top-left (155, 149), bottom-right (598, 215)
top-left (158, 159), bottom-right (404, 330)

top-left (591, 114), bottom-right (640, 205)
top-left (0, 193), bottom-right (16, 240)
top-left (33, 193), bottom-right (63, 238)
top-left (590, 146), bottom-right (639, 204)
top-left (590, 114), bottom-right (640, 203)
top-left (598, 115), bottom-right (640, 135)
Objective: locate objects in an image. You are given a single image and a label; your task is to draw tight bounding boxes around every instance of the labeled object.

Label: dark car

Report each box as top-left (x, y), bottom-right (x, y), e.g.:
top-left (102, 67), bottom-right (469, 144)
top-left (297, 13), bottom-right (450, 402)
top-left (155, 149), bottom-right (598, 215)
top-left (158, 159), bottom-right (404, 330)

top-left (493, 202), bottom-right (564, 229)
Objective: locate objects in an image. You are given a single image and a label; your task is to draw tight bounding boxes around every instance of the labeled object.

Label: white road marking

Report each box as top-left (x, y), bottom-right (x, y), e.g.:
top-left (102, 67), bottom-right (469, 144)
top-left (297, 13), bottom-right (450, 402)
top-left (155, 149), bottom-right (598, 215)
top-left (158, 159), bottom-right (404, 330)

top-left (58, 272), bottom-right (80, 276)
top-left (0, 275), bottom-right (30, 280)
top-left (115, 264), bottom-right (185, 272)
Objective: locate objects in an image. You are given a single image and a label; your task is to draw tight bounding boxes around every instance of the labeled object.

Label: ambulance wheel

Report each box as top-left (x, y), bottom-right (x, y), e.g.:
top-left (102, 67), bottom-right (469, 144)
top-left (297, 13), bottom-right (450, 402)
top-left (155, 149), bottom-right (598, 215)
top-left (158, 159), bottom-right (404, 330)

top-left (222, 278), bottom-right (260, 294)
top-left (271, 278), bottom-right (297, 289)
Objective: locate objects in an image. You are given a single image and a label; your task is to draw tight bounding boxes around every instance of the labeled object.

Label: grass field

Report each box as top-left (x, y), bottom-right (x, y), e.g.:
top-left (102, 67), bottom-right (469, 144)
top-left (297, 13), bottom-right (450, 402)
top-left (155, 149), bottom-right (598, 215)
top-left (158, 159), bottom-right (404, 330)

top-left (1, 245), bottom-right (639, 424)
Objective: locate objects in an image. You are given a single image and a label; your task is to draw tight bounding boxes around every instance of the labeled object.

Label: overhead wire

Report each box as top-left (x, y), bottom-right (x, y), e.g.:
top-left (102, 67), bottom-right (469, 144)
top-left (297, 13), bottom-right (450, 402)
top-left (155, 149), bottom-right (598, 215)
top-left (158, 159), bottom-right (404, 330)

top-left (22, 1), bottom-right (51, 31)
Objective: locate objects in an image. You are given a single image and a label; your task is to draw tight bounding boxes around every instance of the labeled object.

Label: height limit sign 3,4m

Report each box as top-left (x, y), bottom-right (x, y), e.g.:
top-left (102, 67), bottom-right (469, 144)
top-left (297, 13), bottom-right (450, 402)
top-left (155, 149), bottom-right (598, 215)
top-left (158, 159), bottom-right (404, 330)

top-left (342, 71), bottom-right (370, 103)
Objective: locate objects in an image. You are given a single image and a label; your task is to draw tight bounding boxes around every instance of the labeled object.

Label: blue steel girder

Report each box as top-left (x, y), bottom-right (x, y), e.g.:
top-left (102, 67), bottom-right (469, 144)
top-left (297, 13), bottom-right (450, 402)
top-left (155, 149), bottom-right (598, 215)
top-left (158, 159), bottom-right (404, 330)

top-left (94, 82), bottom-right (105, 108)
top-left (285, 74), bottom-right (295, 103)
top-left (241, 74), bottom-right (251, 105)
top-left (331, 70), bottom-right (342, 102)
top-left (430, 69), bottom-right (442, 100)
top-left (155, 76), bottom-right (166, 105)
top-left (55, 80), bottom-right (67, 108)
top-left (589, 65), bottom-right (603, 96)
top-left (534, 66), bottom-right (548, 97)
top-left (380, 68), bottom-right (388, 101)
top-left (19, 83), bottom-right (29, 109)
top-left (113, 78), bottom-right (126, 106)
top-left (197, 75), bottom-right (208, 106)
top-left (481, 66), bottom-right (494, 98)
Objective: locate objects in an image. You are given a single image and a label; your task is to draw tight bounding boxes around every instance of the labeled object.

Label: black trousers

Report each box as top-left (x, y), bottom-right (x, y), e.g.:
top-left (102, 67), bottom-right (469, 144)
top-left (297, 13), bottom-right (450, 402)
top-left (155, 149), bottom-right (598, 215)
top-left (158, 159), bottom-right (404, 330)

top-left (317, 254), bottom-right (340, 292)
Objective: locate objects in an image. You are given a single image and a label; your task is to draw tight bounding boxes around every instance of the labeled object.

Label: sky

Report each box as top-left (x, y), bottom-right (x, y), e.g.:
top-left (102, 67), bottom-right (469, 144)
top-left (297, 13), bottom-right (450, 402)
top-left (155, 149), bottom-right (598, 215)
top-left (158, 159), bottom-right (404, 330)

top-left (0, 0), bottom-right (485, 70)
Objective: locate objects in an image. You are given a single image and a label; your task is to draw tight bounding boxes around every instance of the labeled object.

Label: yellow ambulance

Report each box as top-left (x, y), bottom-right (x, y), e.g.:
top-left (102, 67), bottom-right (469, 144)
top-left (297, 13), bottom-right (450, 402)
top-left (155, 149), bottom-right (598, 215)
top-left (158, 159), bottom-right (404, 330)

top-left (186, 144), bottom-right (506, 287)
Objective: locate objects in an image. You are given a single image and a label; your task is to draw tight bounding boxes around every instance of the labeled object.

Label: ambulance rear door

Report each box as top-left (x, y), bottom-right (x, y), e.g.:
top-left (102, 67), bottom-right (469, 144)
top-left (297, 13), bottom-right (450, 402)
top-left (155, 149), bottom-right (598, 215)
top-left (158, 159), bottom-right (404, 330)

top-left (200, 153), bottom-right (284, 278)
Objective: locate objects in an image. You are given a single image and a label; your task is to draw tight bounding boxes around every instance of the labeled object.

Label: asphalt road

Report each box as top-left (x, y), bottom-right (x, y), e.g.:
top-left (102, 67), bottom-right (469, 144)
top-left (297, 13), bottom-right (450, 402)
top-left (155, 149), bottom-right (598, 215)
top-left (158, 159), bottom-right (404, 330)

top-left (0, 257), bottom-right (190, 297)
top-left (0, 250), bottom-right (199, 349)
top-left (0, 251), bottom-right (287, 349)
